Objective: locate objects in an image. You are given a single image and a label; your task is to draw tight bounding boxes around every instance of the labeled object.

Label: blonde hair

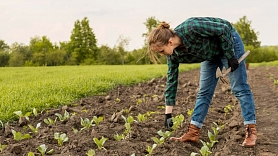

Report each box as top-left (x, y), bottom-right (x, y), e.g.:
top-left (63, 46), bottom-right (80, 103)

top-left (147, 21), bottom-right (175, 63)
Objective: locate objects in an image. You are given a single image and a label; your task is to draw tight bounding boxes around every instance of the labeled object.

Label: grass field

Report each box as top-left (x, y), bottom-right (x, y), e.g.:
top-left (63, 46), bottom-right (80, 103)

top-left (0, 64), bottom-right (200, 122)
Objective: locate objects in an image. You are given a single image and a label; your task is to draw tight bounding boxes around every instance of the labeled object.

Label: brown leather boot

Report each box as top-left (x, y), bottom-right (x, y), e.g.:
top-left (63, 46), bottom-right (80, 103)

top-left (242, 124), bottom-right (257, 147)
top-left (170, 124), bottom-right (200, 142)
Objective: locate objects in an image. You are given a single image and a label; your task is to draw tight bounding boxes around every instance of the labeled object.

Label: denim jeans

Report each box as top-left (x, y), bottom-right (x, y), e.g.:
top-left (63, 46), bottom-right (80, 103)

top-left (190, 30), bottom-right (256, 128)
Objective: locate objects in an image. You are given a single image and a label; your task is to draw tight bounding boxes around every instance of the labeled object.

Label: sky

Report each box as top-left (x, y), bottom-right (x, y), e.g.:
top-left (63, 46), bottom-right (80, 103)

top-left (1, 0), bottom-right (278, 50)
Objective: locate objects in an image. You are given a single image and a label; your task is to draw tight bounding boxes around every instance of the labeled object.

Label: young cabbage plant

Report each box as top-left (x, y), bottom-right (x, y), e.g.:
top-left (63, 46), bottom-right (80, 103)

top-left (14, 111), bottom-right (32, 121)
top-left (93, 136), bottom-right (108, 150)
top-left (136, 113), bottom-right (147, 122)
top-left (28, 152), bottom-right (35, 156)
top-left (212, 122), bottom-right (225, 136)
top-left (207, 130), bottom-right (218, 148)
top-left (0, 144), bottom-right (7, 153)
top-left (157, 130), bottom-right (172, 139)
top-left (11, 129), bottom-right (32, 141)
top-left (146, 144), bottom-right (157, 156)
top-left (80, 117), bottom-right (94, 130)
top-left (172, 114), bottom-right (185, 131)
top-left (187, 108), bottom-right (194, 117)
top-left (72, 127), bottom-right (79, 134)
top-left (44, 117), bottom-right (57, 125)
top-left (28, 123), bottom-right (41, 133)
top-left (37, 144), bottom-right (54, 155)
top-left (114, 132), bottom-right (124, 141)
top-left (151, 137), bottom-right (164, 146)
top-left (92, 116), bottom-right (103, 126)
top-left (55, 110), bottom-right (70, 122)
top-left (199, 143), bottom-right (212, 156)
top-left (33, 108), bottom-right (38, 117)
top-left (121, 115), bottom-right (135, 124)
top-left (86, 149), bottom-right (95, 156)
top-left (54, 132), bottom-right (68, 146)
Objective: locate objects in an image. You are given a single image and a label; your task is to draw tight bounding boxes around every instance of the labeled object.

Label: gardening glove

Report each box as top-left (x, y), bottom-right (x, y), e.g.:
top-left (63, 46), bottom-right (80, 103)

top-left (228, 56), bottom-right (239, 72)
top-left (165, 114), bottom-right (173, 130)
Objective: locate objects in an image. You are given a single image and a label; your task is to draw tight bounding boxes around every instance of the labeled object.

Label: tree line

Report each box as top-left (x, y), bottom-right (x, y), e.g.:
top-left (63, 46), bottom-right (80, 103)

top-left (0, 16), bottom-right (277, 67)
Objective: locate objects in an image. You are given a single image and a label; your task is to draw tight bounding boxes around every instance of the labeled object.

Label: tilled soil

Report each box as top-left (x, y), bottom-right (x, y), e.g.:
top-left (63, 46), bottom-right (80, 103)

top-left (0, 66), bottom-right (277, 156)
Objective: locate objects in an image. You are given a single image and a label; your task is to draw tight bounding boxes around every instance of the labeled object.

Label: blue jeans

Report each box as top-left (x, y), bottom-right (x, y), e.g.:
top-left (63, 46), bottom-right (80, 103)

top-left (190, 31), bottom-right (256, 128)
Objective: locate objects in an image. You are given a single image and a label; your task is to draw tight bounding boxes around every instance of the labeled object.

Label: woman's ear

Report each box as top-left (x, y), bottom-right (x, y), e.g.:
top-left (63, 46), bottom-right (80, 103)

top-left (168, 38), bottom-right (174, 45)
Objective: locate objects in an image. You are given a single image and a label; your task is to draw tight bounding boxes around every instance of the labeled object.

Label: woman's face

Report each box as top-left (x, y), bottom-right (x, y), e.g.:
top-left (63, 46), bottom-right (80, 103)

top-left (152, 41), bottom-right (174, 56)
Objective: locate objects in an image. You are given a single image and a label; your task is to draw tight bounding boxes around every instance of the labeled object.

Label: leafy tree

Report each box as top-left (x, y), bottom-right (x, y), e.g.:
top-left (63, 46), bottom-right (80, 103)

top-left (29, 36), bottom-right (54, 66)
top-left (97, 45), bottom-right (121, 65)
top-left (0, 51), bottom-right (9, 67)
top-left (46, 50), bottom-right (66, 66)
top-left (115, 35), bottom-right (130, 65)
top-left (69, 17), bottom-right (98, 65)
top-left (8, 42), bottom-right (31, 67)
top-left (232, 16), bottom-right (261, 48)
top-left (0, 40), bottom-right (9, 52)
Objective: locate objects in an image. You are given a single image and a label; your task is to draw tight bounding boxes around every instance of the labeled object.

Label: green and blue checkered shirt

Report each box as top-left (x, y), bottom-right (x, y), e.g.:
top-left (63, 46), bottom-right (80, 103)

top-left (165, 17), bottom-right (236, 106)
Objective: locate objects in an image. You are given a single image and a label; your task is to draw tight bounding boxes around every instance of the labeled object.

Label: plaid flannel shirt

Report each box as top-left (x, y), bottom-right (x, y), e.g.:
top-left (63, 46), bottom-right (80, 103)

top-left (165, 17), bottom-right (236, 106)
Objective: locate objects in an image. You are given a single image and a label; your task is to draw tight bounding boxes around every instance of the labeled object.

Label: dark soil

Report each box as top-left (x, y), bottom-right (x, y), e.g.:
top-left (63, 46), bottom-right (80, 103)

top-left (0, 66), bottom-right (278, 156)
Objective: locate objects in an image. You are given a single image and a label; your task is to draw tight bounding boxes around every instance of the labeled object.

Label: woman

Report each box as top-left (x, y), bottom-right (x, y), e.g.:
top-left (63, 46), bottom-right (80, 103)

top-left (147, 17), bottom-right (257, 147)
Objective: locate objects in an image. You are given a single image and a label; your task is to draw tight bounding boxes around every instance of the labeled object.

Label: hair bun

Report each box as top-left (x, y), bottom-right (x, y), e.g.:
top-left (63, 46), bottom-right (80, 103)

top-left (158, 21), bottom-right (170, 29)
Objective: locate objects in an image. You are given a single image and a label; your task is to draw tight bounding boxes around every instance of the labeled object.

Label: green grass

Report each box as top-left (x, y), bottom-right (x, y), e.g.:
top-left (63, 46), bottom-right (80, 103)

top-left (250, 60), bottom-right (278, 67)
top-left (0, 64), bottom-right (200, 122)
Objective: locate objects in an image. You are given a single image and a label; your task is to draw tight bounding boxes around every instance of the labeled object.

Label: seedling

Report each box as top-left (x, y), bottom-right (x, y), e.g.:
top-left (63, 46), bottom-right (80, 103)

top-left (80, 117), bottom-right (94, 130)
top-left (55, 110), bottom-right (70, 122)
top-left (121, 115), bottom-right (135, 124)
top-left (151, 137), bottom-right (164, 146)
top-left (54, 132), bottom-right (68, 146)
top-left (11, 129), bottom-right (32, 141)
top-left (157, 130), bottom-right (172, 139)
top-left (274, 79), bottom-right (278, 85)
top-left (0, 144), bottom-right (7, 153)
top-left (93, 136), bottom-right (108, 150)
top-left (207, 131), bottom-right (218, 148)
top-left (44, 117), bottom-right (57, 125)
top-left (224, 104), bottom-right (234, 119)
top-left (37, 144), bottom-right (54, 155)
top-left (146, 144), bottom-right (157, 156)
top-left (211, 122), bottom-right (225, 136)
top-left (92, 116), bottom-right (103, 126)
top-left (115, 98), bottom-right (121, 103)
top-left (136, 99), bottom-right (142, 105)
top-left (28, 152), bottom-right (35, 156)
top-left (190, 152), bottom-right (199, 156)
top-left (72, 127), bottom-right (79, 134)
top-left (172, 114), bottom-right (185, 131)
top-left (114, 132), bottom-right (124, 141)
top-left (199, 143), bottom-right (212, 156)
top-left (136, 113), bottom-right (147, 122)
top-left (33, 108), bottom-right (38, 117)
top-left (28, 123), bottom-right (41, 133)
top-left (14, 111), bottom-right (32, 121)
top-left (86, 149), bottom-right (95, 156)
top-left (187, 108), bottom-right (194, 117)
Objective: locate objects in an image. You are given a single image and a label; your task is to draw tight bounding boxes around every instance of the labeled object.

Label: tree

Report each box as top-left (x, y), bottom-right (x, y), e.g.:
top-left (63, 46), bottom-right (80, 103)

top-left (0, 39), bottom-right (9, 52)
top-left (0, 51), bottom-right (9, 67)
top-left (115, 35), bottom-right (130, 65)
top-left (8, 42), bottom-right (31, 67)
top-left (232, 16), bottom-right (261, 48)
top-left (69, 17), bottom-right (98, 65)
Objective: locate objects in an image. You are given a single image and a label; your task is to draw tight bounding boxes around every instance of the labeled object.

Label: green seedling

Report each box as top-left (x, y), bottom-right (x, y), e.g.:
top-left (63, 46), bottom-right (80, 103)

top-left (157, 130), bottom-right (172, 139)
top-left (115, 98), bottom-right (121, 103)
top-left (55, 110), bottom-right (70, 122)
top-left (28, 123), bottom-right (41, 133)
top-left (80, 117), bottom-right (94, 130)
top-left (44, 117), bottom-right (57, 125)
top-left (93, 136), bottom-right (108, 150)
top-left (145, 111), bottom-right (156, 117)
top-left (124, 123), bottom-right (131, 137)
top-left (136, 113), bottom-right (147, 122)
top-left (199, 143), bottom-right (212, 156)
top-left (0, 144), bottom-right (7, 153)
top-left (151, 137), bottom-right (164, 146)
top-left (274, 79), bottom-right (278, 85)
top-left (54, 132), bottom-right (68, 146)
top-left (114, 132), bottom-right (124, 141)
top-left (14, 111), bottom-right (32, 121)
top-left (190, 152), bottom-right (199, 156)
top-left (151, 94), bottom-right (158, 98)
top-left (212, 122), bottom-right (225, 136)
top-left (223, 104), bottom-right (234, 119)
top-left (86, 149), bottom-right (95, 156)
top-left (187, 108), bottom-right (194, 117)
top-left (121, 115), bottom-right (135, 124)
top-left (207, 131), bottom-right (218, 148)
top-left (172, 114), bottom-right (185, 131)
top-left (146, 144), bottom-right (157, 156)
top-left (72, 127), bottom-right (79, 134)
top-left (11, 129), bottom-right (32, 141)
top-left (28, 152), bottom-right (35, 156)
top-left (157, 105), bottom-right (165, 109)
top-left (136, 99), bottom-right (142, 105)
top-left (33, 108), bottom-right (38, 117)
top-left (92, 116), bottom-right (103, 126)
top-left (37, 144), bottom-right (54, 155)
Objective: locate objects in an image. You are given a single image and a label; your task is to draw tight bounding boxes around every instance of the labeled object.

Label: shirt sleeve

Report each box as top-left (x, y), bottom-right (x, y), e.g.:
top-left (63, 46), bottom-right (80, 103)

top-left (188, 18), bottom-right (235, 59)
top-left (164, 56), bottom-right (179, 106)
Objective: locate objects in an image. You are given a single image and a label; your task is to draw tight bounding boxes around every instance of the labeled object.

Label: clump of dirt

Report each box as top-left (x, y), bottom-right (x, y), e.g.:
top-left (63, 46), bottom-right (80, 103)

top-left (0, 66), bottom-right (277, 156)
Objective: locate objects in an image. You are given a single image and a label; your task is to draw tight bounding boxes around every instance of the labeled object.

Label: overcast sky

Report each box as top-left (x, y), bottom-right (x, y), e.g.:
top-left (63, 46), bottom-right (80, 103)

top-left (1, 0), bottom-right (278, 50)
